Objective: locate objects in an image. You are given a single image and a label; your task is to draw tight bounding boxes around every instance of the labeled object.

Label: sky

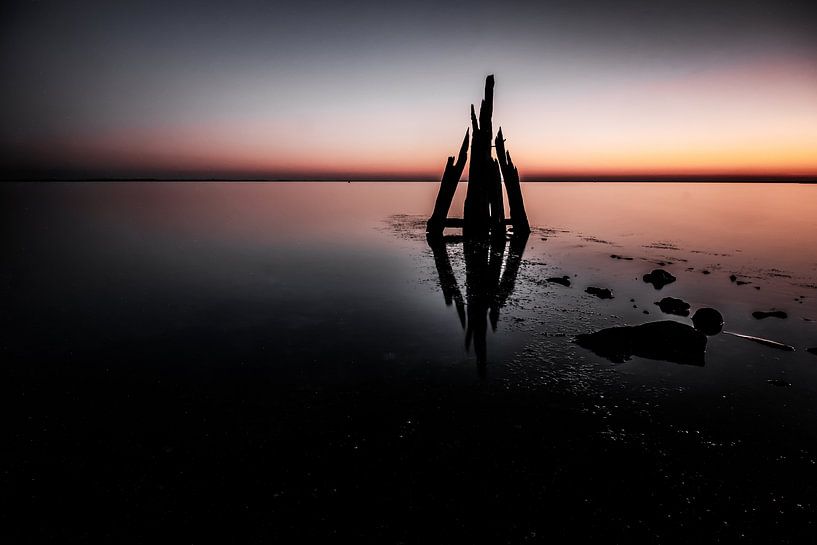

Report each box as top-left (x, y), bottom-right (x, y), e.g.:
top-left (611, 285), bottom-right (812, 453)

top-left (1, 0), bottom-right (816, 180)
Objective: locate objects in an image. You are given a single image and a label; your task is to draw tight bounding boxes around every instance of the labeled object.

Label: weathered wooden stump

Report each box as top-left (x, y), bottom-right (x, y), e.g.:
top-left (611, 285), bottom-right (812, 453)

top-left (427, 75), bottom-right (530, 239)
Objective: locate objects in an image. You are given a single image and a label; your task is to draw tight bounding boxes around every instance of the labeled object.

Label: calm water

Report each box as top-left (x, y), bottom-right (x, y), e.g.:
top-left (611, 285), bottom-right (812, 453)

top-left (4, 182), bottom-right (817, 542)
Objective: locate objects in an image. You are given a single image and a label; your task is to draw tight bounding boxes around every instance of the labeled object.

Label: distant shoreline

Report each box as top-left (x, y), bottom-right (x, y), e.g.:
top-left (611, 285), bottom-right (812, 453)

top-left (3, 177), bottom-right (816, 184)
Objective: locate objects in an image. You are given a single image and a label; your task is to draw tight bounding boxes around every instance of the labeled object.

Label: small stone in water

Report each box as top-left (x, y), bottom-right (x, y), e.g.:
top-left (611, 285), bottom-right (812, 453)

top-left (752, 310), bottom-right (787, 320)
top-left (586, 287), bottom-right (614, 299)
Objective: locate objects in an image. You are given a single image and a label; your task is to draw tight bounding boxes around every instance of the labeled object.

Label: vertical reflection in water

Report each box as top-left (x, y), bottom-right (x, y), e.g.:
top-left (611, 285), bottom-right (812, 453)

top-left (427, 235), bottom-right (466, 329)
top-left (427, 232), bottom-right (529, 376)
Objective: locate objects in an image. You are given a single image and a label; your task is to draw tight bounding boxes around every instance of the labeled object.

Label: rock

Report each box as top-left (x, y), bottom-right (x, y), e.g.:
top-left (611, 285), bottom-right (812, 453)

top-left (576, 321), bottom-right (707, 366)
top-left (692, 308), bottom-right (724, 335)
top-left (610, 254), bottom-right (633, 260)
top-left (752, 310), bottom-right (788, 320)
top-left (702, 270), bottom-right (711, 275)
top-left (643, 269), bottom-right (676, 289)
top-left (547, 275), bottom-right (571, 287)
top-left (585, 287), bottom-right (613, 299)
top-left (655, 297), bottom-right (690, 316)
top-left (736, 280), bottom-right (750, 286)
top-left (729, 274), bottom-right (737, 282)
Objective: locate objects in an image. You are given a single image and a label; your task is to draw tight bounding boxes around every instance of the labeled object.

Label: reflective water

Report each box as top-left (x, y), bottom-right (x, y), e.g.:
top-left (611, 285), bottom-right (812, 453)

top-left (4, 182), bottom-right (817, 541)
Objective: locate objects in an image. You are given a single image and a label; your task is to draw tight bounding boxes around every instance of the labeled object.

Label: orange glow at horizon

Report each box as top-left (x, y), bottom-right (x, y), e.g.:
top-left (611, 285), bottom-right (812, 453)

top-left (24, 55), bottom-right (817, 178)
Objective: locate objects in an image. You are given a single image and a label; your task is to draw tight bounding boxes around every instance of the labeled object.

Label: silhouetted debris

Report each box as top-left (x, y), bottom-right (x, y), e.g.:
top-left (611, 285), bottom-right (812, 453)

top-left (736, 280), bottom-right (750, 286)
top-left (610, 254), bottom-right (633, 260)
top-left (753, 310), bottom-right (788, 320)
top-left (730, 274), bottom-right (737, 282)
top-left (692, 308), bottom-right (724, 335)
top-left (702, 270), bottom-right (711, 275)
top-left (655, 297), bottom-right (690, 316)
top-left (576, 321), bottom-right (707, 365)
top-left (643, 269), bottom-right (676, 289)
top-left (766, 379), bottom-right (791, 387)
top-left (547, 275), bottom-right (571, 287)
top-left (496, 127), bottom-right (530, 235)
top-left (428, 76), bottom-right (529, 238)
top-left (463, 77), bottom-right (496, 239)
top-left (807, 347), bottom-right (817, 356)
top-left (427, 130), bottom-right (470, 236)
top-left (585, 287), bottom-right (613, 299)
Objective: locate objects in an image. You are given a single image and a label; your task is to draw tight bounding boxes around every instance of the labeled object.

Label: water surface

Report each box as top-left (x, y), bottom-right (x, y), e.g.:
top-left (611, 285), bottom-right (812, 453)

top-left (4, 182), bottom-right (817, 542)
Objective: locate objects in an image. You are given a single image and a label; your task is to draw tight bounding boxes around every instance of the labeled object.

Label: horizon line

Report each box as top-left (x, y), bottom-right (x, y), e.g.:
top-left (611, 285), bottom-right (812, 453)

top-left (5, 175), bottom-right (817, 183)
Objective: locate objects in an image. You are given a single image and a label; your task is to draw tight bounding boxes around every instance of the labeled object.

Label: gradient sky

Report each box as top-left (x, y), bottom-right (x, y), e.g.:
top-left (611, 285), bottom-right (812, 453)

top-left (2, 0), bottom-right (816, 179)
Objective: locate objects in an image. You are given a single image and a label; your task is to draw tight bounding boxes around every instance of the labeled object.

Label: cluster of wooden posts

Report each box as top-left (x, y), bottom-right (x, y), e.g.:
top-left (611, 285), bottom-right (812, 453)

top-left (426, 76), bottom-right (531, 373)
top-left (426, 75), bottom-right (530, 240)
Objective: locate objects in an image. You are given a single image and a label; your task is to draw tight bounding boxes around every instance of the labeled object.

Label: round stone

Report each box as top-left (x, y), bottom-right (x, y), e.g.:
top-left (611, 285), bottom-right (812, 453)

top-left (692, 307), bottom-right (724, 335)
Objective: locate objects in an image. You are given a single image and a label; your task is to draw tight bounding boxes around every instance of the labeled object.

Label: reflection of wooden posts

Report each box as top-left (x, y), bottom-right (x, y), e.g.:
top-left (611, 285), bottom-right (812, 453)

top-left (464, 239), bottom-right (490, 374)
top-left (427, 231), bottom-right (529, 375)
top-left (427, 233), bottom-right (466, 328)
top-left (487, 235), bottom-right (507, 331)
top-left (427, 75), bottom-right (530, 239)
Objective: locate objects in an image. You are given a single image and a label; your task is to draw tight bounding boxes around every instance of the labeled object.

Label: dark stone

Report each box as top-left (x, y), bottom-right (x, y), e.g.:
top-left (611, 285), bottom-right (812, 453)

top-left (702, 270), bottom-right (711, 275)
top-left (692, 308), bottom-right (724, 335)
top-left (736, 281), bottom-right (750, 286)
top-left (752, 310), bottom-right (788, 320)
top-left (729, 274), bottom-right (737, 282)
top-left (585, 287), bottom-right (613, 299)
top-left (610, 254), bottom-right (633, 260)
top-left (655, 297), bottom-right (690, 316)
top-left (575, 320), bottom-right (707, 366)
top-left (547, 275), bottom-right (571, 287)
top-left (643, 269), bottom-right (676, 289)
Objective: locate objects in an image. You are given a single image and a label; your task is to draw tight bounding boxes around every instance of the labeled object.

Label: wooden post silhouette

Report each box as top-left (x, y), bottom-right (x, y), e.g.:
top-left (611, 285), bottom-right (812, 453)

top-left (426, 130), bottom-right (469, 236)
top-left (463, 76), bottom-right (496, 239)
top-left (496, 127), bottom-right (530, 235)
top-left (427, 75), bottom-right (530, 238)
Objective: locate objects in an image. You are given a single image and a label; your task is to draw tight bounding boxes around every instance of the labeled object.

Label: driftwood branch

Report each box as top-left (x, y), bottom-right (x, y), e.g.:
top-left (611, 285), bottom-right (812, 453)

top-left (426, 129), bottom-right (470, 236)
top-left (496, 127), bottom-right (530, 234)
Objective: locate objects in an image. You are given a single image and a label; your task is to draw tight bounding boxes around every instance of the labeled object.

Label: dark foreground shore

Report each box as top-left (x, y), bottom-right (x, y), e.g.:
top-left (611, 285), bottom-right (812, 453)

top-left (9, 347), bottom-right (817, 542)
